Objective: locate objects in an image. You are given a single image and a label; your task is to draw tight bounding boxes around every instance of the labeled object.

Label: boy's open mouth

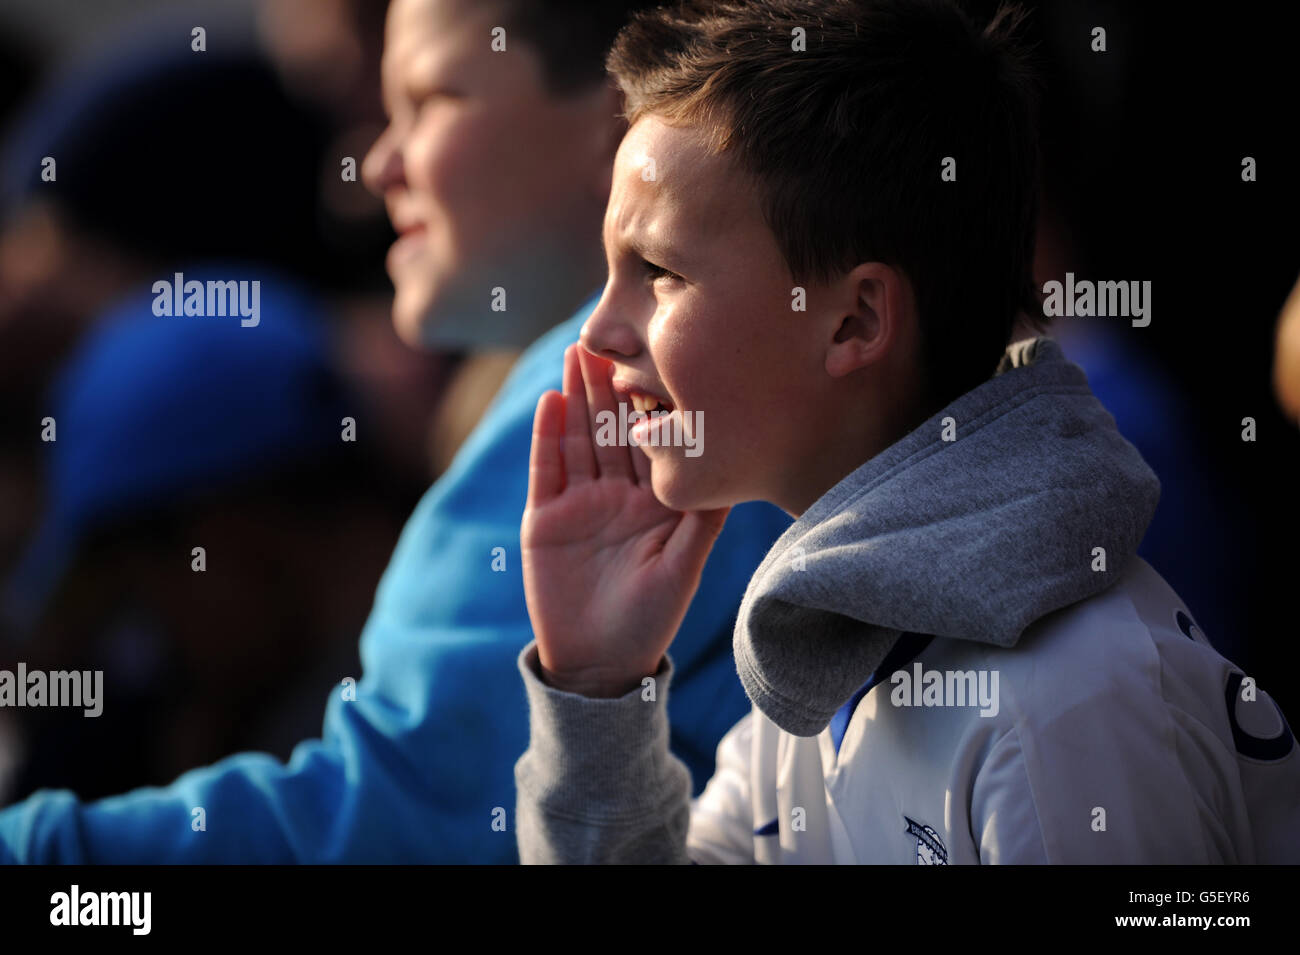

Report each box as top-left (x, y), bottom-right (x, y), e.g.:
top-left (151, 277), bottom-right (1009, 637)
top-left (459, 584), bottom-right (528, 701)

top-left (628, 392), bottom-right (674, 414)
top-left (613, 378), bottom-right (676, 415)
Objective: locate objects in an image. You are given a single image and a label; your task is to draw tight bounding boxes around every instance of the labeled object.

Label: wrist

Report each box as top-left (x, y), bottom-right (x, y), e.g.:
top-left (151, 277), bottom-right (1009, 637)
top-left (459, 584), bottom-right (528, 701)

top-left (537, 657), bottom-right (659, 699)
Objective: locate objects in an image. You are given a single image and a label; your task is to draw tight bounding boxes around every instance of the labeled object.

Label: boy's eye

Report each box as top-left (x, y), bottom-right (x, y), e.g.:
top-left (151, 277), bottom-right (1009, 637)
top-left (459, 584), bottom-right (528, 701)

top-left (643, 260), bottom-right (682, 284)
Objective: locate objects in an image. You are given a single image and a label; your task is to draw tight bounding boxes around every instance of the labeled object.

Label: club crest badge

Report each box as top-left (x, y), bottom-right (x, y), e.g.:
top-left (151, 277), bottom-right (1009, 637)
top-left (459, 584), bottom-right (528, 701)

top-left (904, 815), bottom-right (948, 865)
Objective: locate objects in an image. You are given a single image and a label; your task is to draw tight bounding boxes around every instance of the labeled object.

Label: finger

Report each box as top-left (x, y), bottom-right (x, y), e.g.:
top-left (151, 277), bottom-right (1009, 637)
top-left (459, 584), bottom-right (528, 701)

top-left (578, 346), bottom-right (634, 481)
top-left (527, 390), bottom-right (566, 508)
top-left (562, 344), bottom-right (597, 483)
top-left (630, 441), bottom-right (653, 486)
top-left (663, 507), bottom-right (731, 577)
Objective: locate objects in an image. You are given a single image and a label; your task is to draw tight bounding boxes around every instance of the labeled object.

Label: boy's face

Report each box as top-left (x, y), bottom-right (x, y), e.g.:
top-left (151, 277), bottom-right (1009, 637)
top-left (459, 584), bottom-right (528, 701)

top-left (580, 116), bottom-right (857, 515)
top-left (363, 0), bottom-right (613, 347)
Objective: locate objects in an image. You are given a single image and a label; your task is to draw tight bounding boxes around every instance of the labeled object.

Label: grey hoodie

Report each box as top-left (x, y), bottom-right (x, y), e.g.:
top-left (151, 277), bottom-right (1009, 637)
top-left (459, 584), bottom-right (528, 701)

top-left (733, 335), bottom-right (1160, 737)
top-left (514, 336), bottom-right (1162, 863)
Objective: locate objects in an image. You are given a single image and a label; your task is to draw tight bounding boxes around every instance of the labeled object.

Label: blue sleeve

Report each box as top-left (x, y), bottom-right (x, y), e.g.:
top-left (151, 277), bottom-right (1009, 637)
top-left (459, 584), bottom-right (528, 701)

top-left (0, 308), bottom-right (790, 863)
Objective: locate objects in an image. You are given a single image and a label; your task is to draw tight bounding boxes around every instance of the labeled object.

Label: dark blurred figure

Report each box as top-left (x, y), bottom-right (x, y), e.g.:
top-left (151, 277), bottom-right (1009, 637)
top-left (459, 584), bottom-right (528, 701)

top-left (0, 5), bottom-right (446, 799)
top-left (1, 273), bottom-right (405, 801)
top-left (0, 6), bottom-right (455, 588)
top-left (0, 10), bottom-right (330, 580)
top-left (0, 28), bottom-right (38, 125)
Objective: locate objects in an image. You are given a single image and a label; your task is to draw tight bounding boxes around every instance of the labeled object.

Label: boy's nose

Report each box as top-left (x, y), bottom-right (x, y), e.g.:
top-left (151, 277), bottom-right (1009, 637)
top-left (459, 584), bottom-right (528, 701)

top-left (580, 293), bottom-right (642, 360)
top-left (361, 127), bottom-right (402, 198)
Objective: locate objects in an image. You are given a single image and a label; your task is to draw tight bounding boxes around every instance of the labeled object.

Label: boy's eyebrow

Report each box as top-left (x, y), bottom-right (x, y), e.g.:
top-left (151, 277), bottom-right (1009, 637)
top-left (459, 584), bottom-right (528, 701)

top-left (605, 228), bottom-right (686, 272)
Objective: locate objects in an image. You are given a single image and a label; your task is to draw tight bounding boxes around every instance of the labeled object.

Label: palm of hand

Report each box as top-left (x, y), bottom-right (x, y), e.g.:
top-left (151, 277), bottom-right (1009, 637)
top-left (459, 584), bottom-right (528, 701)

top-left (521, 344), bottom-right (728, 696)
top-left (524, 471), bottom-right (694, 676)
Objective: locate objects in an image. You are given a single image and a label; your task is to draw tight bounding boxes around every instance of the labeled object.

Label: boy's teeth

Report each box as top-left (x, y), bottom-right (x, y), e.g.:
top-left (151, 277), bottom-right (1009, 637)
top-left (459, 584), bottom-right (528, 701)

top-left (627, 390), bottom-right (676, 414)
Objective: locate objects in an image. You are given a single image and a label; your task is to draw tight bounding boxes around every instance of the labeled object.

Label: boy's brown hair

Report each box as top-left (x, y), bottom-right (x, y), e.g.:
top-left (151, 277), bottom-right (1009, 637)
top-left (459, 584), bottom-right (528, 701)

top-left (608, 0), bottom-right (1043, 409)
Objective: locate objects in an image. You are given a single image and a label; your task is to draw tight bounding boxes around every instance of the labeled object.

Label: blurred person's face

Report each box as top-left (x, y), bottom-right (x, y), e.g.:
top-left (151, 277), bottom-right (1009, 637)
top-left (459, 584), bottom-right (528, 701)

top-left (0, 202), bottom-right (152, 342)
top-left (363, 0), bottom-right (619, 347)
top-left (258, 0), bottom-right (383, 125)
top-left (0, 199), bottom-right (156, 438)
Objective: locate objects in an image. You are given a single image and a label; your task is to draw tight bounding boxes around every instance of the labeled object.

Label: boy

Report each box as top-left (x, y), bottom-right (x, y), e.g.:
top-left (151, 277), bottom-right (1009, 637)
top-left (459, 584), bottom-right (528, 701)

top-left (0, 0), bottom-right (788, 862)
top-left (515, 0), bottom-right (1300, 863)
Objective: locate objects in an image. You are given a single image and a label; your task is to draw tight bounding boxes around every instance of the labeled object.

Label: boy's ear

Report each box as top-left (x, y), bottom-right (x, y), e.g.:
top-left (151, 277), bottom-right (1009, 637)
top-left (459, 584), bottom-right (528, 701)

top-left (824, 262), bottom-right (909, 379)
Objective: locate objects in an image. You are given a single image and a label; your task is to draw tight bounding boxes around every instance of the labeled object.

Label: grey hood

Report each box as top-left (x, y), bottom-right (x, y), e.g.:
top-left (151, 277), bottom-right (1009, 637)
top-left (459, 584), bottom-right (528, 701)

top-left (733, 336), bottom-right (1161, 737)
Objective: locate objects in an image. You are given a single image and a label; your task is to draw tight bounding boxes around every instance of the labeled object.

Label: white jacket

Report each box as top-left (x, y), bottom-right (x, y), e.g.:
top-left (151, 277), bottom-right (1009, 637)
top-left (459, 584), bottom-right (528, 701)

top-left (688, 557), bottom-right (1299, 864)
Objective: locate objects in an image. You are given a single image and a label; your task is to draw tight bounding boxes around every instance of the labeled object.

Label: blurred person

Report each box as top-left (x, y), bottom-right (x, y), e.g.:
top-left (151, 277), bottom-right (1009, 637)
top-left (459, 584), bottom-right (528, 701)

top-left (0, 9), bottom-right (453, 578)
top-left (1, 274), bottom-right (403, 802)
top-left (258, 0), bottom-right (390, 129)
top-left (1274, 273), bottom-right (1300, 425)
top-left (0, 14), bottom-right (331, 578)
top-left (0, 0), bottom-right (790, 862)
top-left (0, 9), bottom-right (432, 802)
top-left (256, 0), bottom-right (477, 483)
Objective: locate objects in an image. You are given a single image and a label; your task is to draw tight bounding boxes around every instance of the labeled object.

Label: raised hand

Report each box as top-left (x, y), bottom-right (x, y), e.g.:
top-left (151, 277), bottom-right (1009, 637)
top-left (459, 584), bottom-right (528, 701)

top-left (521, 344), bottom-right (729, 698)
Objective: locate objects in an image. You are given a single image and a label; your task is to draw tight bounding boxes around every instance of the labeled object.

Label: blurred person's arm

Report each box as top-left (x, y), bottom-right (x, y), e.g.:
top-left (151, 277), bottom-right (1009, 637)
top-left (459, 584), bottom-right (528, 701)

top-left (0, 575), bottom-right (533, 861)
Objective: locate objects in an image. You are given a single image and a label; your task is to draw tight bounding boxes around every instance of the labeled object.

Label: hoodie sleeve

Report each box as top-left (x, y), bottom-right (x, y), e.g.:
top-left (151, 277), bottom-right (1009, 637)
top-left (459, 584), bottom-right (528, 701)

top-left (514, 643), bottom-right (693, 864)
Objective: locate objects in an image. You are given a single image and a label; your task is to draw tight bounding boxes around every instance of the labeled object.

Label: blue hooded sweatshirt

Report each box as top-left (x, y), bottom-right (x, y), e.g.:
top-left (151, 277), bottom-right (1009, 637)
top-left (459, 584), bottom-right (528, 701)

top-left (0, 298), bottom-right (790, 862)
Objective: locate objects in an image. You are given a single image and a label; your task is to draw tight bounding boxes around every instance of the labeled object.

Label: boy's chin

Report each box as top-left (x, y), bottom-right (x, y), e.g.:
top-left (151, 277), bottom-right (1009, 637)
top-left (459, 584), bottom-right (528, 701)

top-left (647, 459), bottom-right (737, 513)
